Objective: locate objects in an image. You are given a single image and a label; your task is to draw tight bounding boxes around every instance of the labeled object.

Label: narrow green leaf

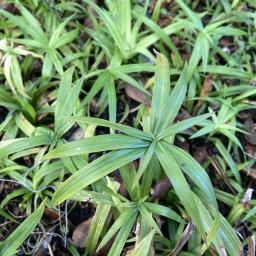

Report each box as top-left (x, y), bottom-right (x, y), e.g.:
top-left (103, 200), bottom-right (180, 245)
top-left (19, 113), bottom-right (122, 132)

top-left (128, 231), bottom-right (155, 256)
top-left (87, 203), bottom-right (112, 253)
top-left (188, 33), bottom-right (203, 79)
top-left (86, 180), bottom-right (119, 254)
top-left (120, 164), bottom-right (141, 201)
top-left (213, 26), bottom-right (246, 36)
top-left (167, 143), bottom-right (217, 208)
top-left (155, 142), bottom-right (205, 237)
top-left (47, 48), bottom-right (63, 75)
top-left (175, 0), bottom-right (203, 29)
top-left (18, 5), bottom-right (47, 42)
top-left (109, 68), bottom-right (150, 95)
top-left (83, 0), bottom-right (124, 53)
top-left (210, 205), bottom-right (242, 255)
top-left (107, 74), bottom-right (116, 124)
top-left (106, 211), bottom-right (137, 256)
top-left (198, 65), bottom-right (251, 81)
top-left (214, 139), bottom-right (241, 184)
top-left (201, 33), bottom-right (210, 72)
top-left (82, 72), bottom-right (108, 106)
top-left (53, 148), bottom-right (146, 205)
top-left (42, 52), bottom-right (53, 78)
top-left (55, 68), bottom-right (85, 135)
top-left (0, 208), bottom-right (17, 222)
top-left (11, 55), bottom-right (29, 98)
top-left (15, 112), bottom-right (35, 136)
top-left (0, 135), bottom-right (51, 158)
top-left (157, 113), bottom-right (212, 139)
top-left (71, 116), bottom-right (153, 141)
top-left (55, 28), bottom-right (79, 49)
top-left (97, 208), bottom-right (137, 251)
top-left (219, 128), bottom-right (243, 149)
top-left (134, 21), bottom-right (188, 54)
top-left (143, 202), bottom-right (183, 223)
top-left (133, 12), bottom-right (182, 65)
top-left (44, 135), bottom-right (149, 159)
top-left (193, 196), bottom-right (227, 255)
top-left (242, 206), bottom-right (256, 221)
top-left (138, 204), bottom-right (162, 235)
top-left (49, 15), bottom-right (75, 48)
top-left (71, 190), bottom-right (115, 205)
top-left (155, 64), bottom-right (189, 134)
top-left (4, 55), bottom-right (16, 94)
top-left (115, 64), bottom-right (154, 74)
top-left (150, 52), bottom-right (170, 132)
top-left (118, 0), bottom-right (131, 43)
top-left (0, 199), bottom-right (46, 256)
top-left (133, 140), bottom-right (156, 188)
top-left (0, 7), bottom-right (47, 44)
top-left (201, 213), bottom-right (221, 254)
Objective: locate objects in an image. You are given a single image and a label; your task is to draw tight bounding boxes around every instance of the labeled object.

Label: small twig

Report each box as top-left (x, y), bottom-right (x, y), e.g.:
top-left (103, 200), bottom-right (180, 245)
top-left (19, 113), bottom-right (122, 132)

top-left (47, 242), bottom-right (54, 256)
top-left (169, 221), bottom-right (195, 256)
top-left (248, 234), bottom-right (255, 256)
top-left (0, 220), bottom-right (12, 227)
top-left (210, 157), bottom-right (236, 194)
top-left (64, 200), bottom-right (68, 247)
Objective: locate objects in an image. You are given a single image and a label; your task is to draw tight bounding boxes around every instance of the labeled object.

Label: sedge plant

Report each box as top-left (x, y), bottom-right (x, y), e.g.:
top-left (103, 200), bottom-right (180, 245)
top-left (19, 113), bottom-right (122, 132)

top-left (44, 53), bottom-right (242, 255)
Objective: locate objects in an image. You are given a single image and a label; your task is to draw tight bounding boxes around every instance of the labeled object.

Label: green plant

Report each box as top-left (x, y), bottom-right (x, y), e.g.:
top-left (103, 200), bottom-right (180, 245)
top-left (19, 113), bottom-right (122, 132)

top-left (0, 199), bottom-right (46, 256)
top-left (0, 39), bottom-right (42, 97)
top-left (44, 53), bottom-right (241, 255)
top-left (0, 1), bottom-right (255, 255)
top-left (83, 0), bottom-right (187, 63)
top-left (0, 4), bottom-right (78, 78)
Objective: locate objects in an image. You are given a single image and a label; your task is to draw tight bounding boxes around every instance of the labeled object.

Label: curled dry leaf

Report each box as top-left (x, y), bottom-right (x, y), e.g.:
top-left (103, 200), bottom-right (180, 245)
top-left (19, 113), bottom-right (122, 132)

top-left (171, 222), bottom-right (196, 256)
top-left (248, 234), bottom-right (255, 256)
top-left (176, 110), bottom-right (191, 122)
top-left (125, 85), bottom-right (149, 105)
top-left (193, 75), bottom-right (213, 114)
top-left (0, 3), bottom-right (18, 13)
top-left (241, 166), bottom-right (256, 180)
top-left (245, 144), bottom-right (256, 159)
top-left (244, 118), bottom-right (256, 145)
top-left (71, 217), bottom-right (93, 248)
top-left (44, 208), bottom-right (59, 222)
top-left (193, 146), bottom-right (208, 164)
top-left (152, 178), bottom-right (171, 200)
top-left (68, 127), bottom-right (85, 141)
top-left (241, 188), bottom-right (253, 205)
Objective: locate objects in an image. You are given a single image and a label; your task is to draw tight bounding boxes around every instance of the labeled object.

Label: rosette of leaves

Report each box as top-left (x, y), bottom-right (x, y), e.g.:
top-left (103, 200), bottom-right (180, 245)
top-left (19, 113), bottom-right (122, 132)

top-left (45, 53), bottom-right (242, 255)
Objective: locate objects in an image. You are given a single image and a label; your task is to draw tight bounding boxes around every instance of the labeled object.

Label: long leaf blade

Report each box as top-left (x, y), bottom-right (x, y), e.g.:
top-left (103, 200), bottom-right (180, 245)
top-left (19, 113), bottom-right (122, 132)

top-left (0, 199), bottom-right (46, 256)
top-left (44, 135), bottom-right (149, 159)
top-left (155, 64), bottom-right (189, 134)
top-left (150, 52), bottom-right (170, 132)
top-left (52, 148), bottom-right (146, 205)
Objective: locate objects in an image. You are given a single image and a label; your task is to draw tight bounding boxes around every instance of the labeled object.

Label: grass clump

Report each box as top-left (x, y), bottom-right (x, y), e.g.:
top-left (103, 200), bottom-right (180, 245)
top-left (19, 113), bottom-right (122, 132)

top-left (0, 1), bottom-right (255, 255)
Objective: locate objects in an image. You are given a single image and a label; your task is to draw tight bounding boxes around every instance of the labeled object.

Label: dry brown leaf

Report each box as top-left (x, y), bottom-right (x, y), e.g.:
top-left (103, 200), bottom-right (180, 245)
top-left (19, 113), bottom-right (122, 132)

top-left (240, 165), bottom-right (256, 180)
top-left (125, 85), bottom-right (147, 104)
top-left (170, 222), bottom-right (195, 256)
top-left (248, 234), bottom-right (255, 256)
top-left (193, 146), bottom-right (208, 164)
top-left (71, 217), bottom-right (92, 248)
top-left (245, 144), bottom-right (256, 159)
top-left (244, 118), bottom-right (256, 145)
top-left (68, 127), bottom-right (85, 141)
top-left (0, 3), bottom-right (18, 13)
top-left (193, 75), bottom-right (213, 114)
top-left (211, 157), bottom-right (236, 194)
top-left (44, 208), bottom-right (59, 221)
top-left (176, 110), bottom-right (191, 121)
top-left (152, 178), bottom-right (171, 200)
